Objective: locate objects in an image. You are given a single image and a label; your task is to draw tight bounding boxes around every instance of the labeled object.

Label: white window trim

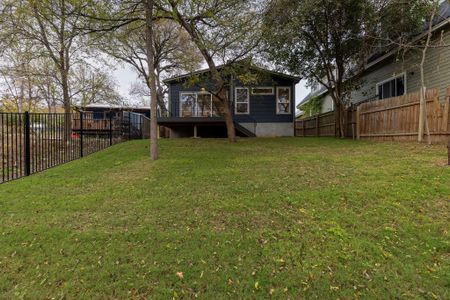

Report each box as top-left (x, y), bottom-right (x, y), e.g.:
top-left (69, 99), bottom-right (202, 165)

top-left (276, 86), bottom-right (291, 115)
top-left (251, 86), bottom-right (274, 95)
top-left (235, 87), bottom-right (250, 115)
top-left (375, 72), bottom-right (407, 99)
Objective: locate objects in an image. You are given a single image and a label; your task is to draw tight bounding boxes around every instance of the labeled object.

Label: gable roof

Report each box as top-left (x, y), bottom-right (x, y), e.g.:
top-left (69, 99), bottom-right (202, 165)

top-left (163, 63), bottom-right (301, 84)
top-left (367, 1), bottom-right (450, 69)
top-left (300, 1), bottom-right (450, 106)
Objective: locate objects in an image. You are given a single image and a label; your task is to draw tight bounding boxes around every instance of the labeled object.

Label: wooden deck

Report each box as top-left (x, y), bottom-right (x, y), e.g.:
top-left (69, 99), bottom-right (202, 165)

top-left (157, 117), bottom-right (225, 126)
top-left (72, 118), bottom-right (118, 131)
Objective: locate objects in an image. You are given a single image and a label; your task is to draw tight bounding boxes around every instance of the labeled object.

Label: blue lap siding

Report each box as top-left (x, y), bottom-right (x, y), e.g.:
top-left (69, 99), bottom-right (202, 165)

top-left (167, 72), bottom-right (298, 123)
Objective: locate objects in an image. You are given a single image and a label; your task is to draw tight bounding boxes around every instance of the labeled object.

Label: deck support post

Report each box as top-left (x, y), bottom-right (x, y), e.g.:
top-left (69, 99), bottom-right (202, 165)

top-left (194, 125), bottom-right (198, 138)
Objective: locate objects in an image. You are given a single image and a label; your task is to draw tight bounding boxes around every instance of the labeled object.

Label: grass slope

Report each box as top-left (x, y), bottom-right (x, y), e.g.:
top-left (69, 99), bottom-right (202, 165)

top-left (0, 138), bottom-right (449, 299)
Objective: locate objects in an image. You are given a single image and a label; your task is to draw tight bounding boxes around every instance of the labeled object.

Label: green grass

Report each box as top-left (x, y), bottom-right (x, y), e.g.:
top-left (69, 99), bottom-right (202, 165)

top-left (0, 138), bottom-right (449, 299)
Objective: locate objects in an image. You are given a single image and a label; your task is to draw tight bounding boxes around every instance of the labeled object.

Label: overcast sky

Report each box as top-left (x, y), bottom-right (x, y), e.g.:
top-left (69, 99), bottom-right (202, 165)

top-left (112, 64), bottom-right (310, 109)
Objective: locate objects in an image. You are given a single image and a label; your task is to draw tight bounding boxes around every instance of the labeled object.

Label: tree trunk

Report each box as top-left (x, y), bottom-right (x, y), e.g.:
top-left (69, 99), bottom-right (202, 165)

top-left (61, 69), bottom-right (71, 142)
top-left (418, 5), bottom-right (436, 144)
top-left (218, 89), bottom-right (236, 141)
top-left (333, 100), bottom-right (346, 138)
top-left (155, 70), bottom-right (168, 116)
top-left (145, 0), bottom-right (158, 160)
top-left (170, 6), bottom-right (236, 142)
top-left (339, 104), bottom-right (346, 138)
top-left (204, 58), bottom-right (236, 142)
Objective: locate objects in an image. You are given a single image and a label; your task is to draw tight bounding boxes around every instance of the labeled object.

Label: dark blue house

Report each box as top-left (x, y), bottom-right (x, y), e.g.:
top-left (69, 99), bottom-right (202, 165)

top-left (158, 64), bottom-right (300, 138)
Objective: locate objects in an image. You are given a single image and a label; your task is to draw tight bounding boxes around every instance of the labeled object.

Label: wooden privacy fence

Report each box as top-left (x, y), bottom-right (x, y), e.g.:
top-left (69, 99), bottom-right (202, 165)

top-left (295, 86), bottom-right (450, 143)
top-left (295, 108), bottom-right (356, 138)
top-left (357, 87), bottom-right (450, 143)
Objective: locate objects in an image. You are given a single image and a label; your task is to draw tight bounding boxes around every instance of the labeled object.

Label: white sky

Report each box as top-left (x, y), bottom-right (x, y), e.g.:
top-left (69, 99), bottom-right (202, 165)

top-left (112, 64), bottom-right (310, 109)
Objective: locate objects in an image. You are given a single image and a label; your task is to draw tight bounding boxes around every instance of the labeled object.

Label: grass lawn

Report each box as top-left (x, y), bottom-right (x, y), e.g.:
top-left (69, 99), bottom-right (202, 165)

top-left (0, 138), bottom-right (449, 299)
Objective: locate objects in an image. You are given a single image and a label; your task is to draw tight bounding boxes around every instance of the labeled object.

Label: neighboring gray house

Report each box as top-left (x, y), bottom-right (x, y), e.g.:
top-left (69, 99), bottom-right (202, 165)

top-left (299, 0), bottom-right (450, 114)
top-left (158, 64), bottom-right (300, 138)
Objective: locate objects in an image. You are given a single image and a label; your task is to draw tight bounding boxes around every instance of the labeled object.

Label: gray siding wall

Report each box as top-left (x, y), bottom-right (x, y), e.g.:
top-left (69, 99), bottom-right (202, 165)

top-left (168, 75), bottom-right (296, 123)
top-left (320, 95), bottom-right (334, 113)
top-left (351, 30), bottom-right (450, 103)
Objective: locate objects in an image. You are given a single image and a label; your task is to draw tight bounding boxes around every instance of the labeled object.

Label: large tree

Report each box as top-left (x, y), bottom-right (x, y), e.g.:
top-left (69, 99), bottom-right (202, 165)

top-left (0, 0), bottom-right (95, 139)
top-left (264, 0), bottom-right (376, 137)
top-left (70, 63), bottom-right (123, 109)
top-left (76, 0), bottom-right (171, 160)
top-left (98, 18), bottom-right (202, 116)
top-left (157, 0), bottom-right (263, 142)
top-left (264, 0), bottom-right (431, 137)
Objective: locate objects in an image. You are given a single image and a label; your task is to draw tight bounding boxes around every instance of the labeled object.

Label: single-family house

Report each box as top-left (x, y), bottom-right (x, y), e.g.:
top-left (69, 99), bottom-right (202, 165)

top-left (299, 0), bottom-right (450, 114)
top-left (158, 64), bottom-right (300, 138)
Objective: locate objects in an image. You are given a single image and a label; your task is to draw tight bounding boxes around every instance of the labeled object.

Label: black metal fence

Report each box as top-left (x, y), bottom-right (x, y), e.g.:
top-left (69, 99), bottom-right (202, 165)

top-left (0, 111), bottom-right (147, 184)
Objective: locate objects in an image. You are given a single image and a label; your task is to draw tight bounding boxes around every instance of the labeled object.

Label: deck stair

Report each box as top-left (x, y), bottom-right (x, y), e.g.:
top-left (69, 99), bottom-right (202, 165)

top-left (234, 122), bottom-right (256, 137)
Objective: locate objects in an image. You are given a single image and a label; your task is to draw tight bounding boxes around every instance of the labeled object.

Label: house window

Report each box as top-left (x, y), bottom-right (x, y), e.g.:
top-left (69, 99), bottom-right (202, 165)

top-left (251, 87), bottom-right (274, 95)
top-left (197, 93), bottom-right (213, 117)
top-left (376, 74), bottom-right (406, 100)
top-left (180, 92), bottom-right (217, 117)
top-left (276, 87), bottom-right (291, 114)
top-left (180, 93), bottom-right (196, 117)
top-left (235, 87), bottom-right (249, 114)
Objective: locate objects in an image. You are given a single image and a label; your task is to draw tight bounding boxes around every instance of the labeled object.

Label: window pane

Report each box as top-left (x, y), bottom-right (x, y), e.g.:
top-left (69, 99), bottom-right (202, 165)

top-left (277, 87), bottom-right (290, 113)
top-left (236, 103), bottom-right (248, 113)
top-left (382, 81), bottom-right (391, 99)
top-left (391, 79), bottom-right (396, 97)
top-left (180, 93), bottom-right (195, 117)
top-left (278, 103), bottom-right (290, 113)
top-left (378, 85), bottom-right (383, 100)
top-left (197, 94), bottom-right (212, 117)
top-left (252, 87), bottom-right (273, 95)
top-left (236, 88), bottom-right (249, 103)
top-left (396, 77), bottom-right (405, 96)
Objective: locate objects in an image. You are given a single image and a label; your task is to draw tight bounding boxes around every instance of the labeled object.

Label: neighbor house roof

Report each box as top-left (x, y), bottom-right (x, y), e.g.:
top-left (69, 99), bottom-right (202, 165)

top-left (367, 1), bottom-right (450, 67)
top-left (163, 63), bottom-right (301, 84)
top-left (77, 103), bottom-right (150, 110)
top-left (300, 1), bottom-right (450, 107)
top-left (298, 87), bottom-right (328, 107)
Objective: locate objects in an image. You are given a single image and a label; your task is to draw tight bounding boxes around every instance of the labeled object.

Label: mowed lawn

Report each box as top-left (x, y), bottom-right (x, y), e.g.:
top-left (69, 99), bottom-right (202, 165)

top-left (0, 138), bottom-right (449, 299)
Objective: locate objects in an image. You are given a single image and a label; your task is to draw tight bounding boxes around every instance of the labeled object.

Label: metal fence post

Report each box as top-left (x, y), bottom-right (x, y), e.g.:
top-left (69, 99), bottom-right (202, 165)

top-left (109, 112), bottom-right (113, 146)
top-left (24, 111), bottom-right (31, 176)
top-left (80, 111), bottom-right (84, 158)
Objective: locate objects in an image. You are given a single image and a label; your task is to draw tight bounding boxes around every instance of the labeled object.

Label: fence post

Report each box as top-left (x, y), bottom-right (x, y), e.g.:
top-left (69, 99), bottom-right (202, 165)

top-left (448, 141), bottom-right (450, 166)
top-left (316, 115), bottom-right (320, 137)
top-left (80, 111), bottom-right (84, 157)
top-left (24, 111), bottom-right (31, 176)
top-left (128, 113), bottom-right (131, 140)
top-left (356, 105), bottom-right (361, 140)
top-left (109, 112), bottom-right (113, 146)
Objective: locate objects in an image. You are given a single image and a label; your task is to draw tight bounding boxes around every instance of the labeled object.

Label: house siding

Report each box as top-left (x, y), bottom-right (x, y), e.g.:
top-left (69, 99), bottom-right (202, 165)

top-left (351, 29), bottom-right (450, 104)
top-left (167, 75), bottom-right (296, 124)
top-left (320, 95), bottom-right (334, 113)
